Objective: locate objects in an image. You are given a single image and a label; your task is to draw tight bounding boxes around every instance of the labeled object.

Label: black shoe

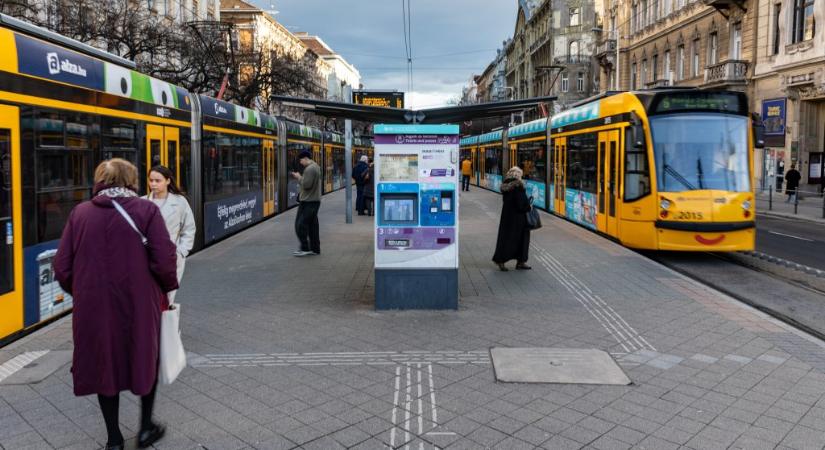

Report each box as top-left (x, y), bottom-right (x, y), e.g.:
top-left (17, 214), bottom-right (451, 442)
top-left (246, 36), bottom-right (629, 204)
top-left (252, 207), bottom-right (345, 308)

top-left (138, 424), bottom-right (165, 448)
top-left (105, 441), bottom-right (124, 450)
top-left (516, 263), bottom-right (532, 270)
top-left (497, 263), bottom-right (508, 272)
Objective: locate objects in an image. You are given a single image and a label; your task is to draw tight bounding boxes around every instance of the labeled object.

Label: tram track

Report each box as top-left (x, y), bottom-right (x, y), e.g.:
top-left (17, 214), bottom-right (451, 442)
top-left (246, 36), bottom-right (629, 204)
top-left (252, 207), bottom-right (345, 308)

top-left (642, 250), bottom-right (825, 343)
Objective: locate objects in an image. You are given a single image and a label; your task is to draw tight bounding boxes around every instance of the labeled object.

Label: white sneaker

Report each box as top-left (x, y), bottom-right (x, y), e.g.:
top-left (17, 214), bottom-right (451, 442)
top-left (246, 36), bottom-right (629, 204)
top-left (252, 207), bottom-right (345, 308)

top-left (293, 250), bottom-right (313, 257)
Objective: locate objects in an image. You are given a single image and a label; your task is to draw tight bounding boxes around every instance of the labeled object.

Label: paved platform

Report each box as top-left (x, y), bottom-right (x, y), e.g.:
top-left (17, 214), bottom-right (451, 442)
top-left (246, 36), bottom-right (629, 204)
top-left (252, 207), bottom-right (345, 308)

top-left (2, 188), bottom-right (825, 450)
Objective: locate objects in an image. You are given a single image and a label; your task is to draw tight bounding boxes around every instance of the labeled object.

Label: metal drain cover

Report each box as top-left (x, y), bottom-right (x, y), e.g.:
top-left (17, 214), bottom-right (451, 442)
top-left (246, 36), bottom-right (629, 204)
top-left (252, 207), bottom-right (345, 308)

top-left (490, 348), bottom-right (631, 385)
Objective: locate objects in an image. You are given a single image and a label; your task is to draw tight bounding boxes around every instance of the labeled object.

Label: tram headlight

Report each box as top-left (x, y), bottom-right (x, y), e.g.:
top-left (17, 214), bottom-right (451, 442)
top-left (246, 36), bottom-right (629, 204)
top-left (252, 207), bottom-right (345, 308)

top-left (660, 199), bottom-right (671, 210)
top-left (742, 200), bottom-right (751, 210)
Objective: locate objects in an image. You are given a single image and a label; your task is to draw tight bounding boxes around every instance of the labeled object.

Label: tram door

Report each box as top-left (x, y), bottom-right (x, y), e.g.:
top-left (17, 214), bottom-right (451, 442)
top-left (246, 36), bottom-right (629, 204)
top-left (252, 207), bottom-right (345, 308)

top-left (0, 105), bottom-right (23, 338)
top-left (263, 139), bottom-right (276, 216)
top-left (554, 138), bottom-right (566, 213)
top-left (471, 146), bottom-right (479, 186)
top-left (605, 130), bottom-right (620, 237)
top-left (146, 124), bottom-right (181, 189)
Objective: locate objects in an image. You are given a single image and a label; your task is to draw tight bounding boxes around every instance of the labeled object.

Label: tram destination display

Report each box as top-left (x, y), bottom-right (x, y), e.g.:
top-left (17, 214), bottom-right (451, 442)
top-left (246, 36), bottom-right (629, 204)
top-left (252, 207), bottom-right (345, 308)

top-left (353, 91), bottom-right (404, 109)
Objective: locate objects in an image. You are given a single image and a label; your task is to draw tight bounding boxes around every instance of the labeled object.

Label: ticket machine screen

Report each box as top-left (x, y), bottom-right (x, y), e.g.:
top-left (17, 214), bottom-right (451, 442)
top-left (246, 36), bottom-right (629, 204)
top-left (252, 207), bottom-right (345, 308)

top-left (380, 194), bottom-right (418, 224)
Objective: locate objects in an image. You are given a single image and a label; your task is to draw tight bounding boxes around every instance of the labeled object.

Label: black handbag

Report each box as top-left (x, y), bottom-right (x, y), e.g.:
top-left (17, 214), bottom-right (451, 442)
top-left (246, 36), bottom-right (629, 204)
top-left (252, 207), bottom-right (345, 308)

top-left (526, 198), bottom-right (542, 230)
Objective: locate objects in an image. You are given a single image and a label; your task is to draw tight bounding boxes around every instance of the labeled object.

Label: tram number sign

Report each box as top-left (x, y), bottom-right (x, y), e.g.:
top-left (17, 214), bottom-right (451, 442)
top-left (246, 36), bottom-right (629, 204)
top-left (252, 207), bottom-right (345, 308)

top-left (675, 211), bottom-right (704, 220)
top-left (353, 91), bottom-right (405, 109)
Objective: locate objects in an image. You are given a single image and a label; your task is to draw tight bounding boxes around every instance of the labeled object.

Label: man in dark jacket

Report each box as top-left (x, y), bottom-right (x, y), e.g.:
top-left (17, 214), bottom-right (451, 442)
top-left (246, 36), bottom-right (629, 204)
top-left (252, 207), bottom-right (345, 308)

top-left (353, 155), bottom-right (369, 215)
top-left (785, 164), bottom-right (801, 203)
top-left (291, 151), bottom-right (322, 256)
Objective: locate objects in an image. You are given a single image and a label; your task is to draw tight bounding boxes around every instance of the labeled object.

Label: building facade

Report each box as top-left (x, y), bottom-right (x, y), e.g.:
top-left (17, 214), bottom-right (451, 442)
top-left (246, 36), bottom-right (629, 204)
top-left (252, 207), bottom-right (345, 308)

top-left (504, 0), bottom-right (601, 114)
top-left (752, 0), bottom-right (823, 193)
top-left (294, 32), bottom-right (361, 103)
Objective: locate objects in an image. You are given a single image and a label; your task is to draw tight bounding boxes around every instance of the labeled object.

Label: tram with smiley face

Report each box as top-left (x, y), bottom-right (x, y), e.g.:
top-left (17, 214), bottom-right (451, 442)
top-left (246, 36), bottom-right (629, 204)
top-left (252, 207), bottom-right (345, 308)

top-left (462, 88), bottom-right (762, 252)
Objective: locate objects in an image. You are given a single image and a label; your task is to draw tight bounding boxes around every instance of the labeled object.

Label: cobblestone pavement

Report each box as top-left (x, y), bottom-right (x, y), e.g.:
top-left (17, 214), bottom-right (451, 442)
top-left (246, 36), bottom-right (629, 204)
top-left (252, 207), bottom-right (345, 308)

top-left (2, 188), bottom-right (825, 449)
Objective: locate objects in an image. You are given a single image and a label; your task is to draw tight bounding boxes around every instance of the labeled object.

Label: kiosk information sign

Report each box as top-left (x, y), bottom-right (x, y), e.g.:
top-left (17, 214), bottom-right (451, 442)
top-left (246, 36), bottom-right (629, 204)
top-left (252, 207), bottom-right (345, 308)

top-left (373, 124), bottom-right (459, 309)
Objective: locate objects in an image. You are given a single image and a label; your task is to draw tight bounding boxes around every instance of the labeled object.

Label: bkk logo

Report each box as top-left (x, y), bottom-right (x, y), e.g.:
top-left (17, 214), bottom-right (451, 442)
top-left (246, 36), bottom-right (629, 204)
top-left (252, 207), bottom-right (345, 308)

top-left (46, 52), bottom-right (88, 77)
top-left (214, 102), bottom-right (228, 115)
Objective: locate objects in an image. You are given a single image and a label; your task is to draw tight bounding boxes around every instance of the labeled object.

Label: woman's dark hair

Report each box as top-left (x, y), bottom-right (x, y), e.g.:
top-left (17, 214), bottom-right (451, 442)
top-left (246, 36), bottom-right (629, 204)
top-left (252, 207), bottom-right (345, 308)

top-left (149, 165), bottom-right (183, 196)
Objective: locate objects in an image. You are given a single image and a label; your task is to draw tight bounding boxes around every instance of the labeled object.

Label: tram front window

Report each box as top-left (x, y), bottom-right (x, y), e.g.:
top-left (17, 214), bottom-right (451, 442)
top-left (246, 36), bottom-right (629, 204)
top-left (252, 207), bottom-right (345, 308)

top-left (650, 114), bottom-right (750, 192)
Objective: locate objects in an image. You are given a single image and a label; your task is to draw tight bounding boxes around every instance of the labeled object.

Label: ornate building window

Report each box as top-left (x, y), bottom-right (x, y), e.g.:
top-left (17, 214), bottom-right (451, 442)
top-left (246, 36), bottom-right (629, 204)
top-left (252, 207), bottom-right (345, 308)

top-left (692, 38), bottom-right (700, 76)
top-left (561, 72), bottom-right (569, 92)
top-left (652, 54), bottom-right (659, 81)
top-left (731, 22), bottom-right (742, 59)
top-left (791, 0), bottom-right (816, 43)
top-left (577, 72), bottom-right (585, 92)
top-left (570, 7), bottom-right (581, 26)
top-left (631, 62), bottom-right (637, 89)
top-left (631, 3), bottom-right (638, 33)
top-left (772, 3), bottom-right (782, 54)
top-left (677, 45), bottom-right (685, 80)
top-left (708, 32), bottom-right (718, 64)
top-left (664, 50), bottom-right (671, 80)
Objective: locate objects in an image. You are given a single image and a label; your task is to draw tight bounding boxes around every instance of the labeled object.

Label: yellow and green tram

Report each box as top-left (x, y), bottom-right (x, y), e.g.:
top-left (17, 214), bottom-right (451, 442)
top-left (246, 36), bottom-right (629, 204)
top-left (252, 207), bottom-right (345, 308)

top-left (462, 89), bottom-right (759, 252)
top-left (0, 15), bottom-right (371, 343)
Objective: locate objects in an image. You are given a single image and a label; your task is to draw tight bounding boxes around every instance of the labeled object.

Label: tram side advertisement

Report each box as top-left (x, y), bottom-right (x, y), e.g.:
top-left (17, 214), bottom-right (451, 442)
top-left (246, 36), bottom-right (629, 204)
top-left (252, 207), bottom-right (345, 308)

top-left (204, 191), bottom-right (264, 243)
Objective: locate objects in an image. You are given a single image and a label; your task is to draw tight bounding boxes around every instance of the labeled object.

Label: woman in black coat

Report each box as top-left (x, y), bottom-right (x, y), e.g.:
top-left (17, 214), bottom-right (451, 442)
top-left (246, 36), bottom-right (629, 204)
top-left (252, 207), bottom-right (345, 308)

top-left (492, 166), bottom-right (533, 271)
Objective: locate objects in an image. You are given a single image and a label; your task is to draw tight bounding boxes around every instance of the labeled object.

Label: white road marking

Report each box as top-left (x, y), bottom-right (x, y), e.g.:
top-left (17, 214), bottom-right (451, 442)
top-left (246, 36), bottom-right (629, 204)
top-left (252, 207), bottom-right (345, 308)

top-left (532, 244), bottom-right (656, 352)
top-left (768, 231), bottom-right (814, 242)
top-left (427, 363), bottom-right (438, 427)
top-left (0, 351), bottom-right (49, 383)
top-left (417, 364), bottom-right (424, 441)
top-left (404, 364), bottom-right (412, 450)
top-left (191, 350), bottom-right (490, 368)
top-left (390, 366), bottom-right (401, 448)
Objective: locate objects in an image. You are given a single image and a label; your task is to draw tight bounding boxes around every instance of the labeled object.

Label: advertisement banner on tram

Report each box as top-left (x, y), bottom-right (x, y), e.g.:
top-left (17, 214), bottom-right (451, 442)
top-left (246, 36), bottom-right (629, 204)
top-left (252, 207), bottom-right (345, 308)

top-left (203, 191), bottom-right (264, 244)
top-left (565, 189), bottom-right (597, 229)
top-left (524, 180), bottom-right (546, 209)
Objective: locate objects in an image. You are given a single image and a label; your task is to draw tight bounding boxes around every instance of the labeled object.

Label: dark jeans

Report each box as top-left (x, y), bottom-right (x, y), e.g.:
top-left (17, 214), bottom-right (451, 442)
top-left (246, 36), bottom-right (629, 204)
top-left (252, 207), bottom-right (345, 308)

top-left (295, 201), bottom-right (321, 253)
top-left (355, 184), bottom-right (366, 213)
top-left (462, 174), bottom-right (471, 191)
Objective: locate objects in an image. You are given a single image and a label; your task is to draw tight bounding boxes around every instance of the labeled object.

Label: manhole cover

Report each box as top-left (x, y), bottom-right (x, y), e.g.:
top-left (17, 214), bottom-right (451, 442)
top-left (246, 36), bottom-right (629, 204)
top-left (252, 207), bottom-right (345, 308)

top-left (490, 348), bottom-right (631, 385)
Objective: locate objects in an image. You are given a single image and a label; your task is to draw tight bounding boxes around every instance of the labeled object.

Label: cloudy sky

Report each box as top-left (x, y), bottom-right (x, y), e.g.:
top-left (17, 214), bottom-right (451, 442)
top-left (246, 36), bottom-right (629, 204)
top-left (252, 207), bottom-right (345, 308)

top-left (252, 0), bottom-right (517, 109)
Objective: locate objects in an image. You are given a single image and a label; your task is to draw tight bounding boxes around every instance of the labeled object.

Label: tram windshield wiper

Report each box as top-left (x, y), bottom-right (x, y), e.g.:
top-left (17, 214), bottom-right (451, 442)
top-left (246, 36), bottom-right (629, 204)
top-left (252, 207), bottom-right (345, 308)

top-left (696, 159), bottom-right (705, 190)
top-left (662, 163), bottom-right (697, 191)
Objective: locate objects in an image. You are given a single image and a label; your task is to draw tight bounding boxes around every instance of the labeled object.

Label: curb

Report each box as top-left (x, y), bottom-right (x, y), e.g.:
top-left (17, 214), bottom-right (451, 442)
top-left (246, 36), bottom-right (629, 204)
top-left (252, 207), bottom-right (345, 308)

top-left (732, 251), bottom-right (825, 292)
top-left (756, 210), bottom-right (825, 225)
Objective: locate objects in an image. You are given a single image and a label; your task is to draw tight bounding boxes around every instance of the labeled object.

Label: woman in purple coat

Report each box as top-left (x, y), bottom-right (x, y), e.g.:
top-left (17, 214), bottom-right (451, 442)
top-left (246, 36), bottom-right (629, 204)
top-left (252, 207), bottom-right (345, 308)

top-left (54, 159), bottom-right (179, 450)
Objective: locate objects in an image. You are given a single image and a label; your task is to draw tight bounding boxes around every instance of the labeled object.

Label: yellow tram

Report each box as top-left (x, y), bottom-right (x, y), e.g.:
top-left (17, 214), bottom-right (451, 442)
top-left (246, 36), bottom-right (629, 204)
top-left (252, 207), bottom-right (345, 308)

top-left (549, 89), bottom-right (758, 251)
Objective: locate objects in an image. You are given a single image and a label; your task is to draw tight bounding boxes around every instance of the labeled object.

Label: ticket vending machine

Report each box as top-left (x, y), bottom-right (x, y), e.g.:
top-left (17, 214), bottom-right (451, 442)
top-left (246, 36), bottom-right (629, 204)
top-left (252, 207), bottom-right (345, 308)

top-left (373, 124), bottom-right (459, 309)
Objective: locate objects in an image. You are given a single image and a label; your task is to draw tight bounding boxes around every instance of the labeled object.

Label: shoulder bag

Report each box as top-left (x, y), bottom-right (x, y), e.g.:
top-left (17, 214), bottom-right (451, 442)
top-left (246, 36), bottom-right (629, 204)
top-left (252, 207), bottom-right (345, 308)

top-left (112, 200), bottom-right (186, 385)
top-left (525, 197), bottom-right (542, 230)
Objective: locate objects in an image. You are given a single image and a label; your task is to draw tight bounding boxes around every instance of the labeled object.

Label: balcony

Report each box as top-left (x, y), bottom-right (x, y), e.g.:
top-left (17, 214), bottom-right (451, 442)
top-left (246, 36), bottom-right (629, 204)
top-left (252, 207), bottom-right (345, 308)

top-left (554, 55), bottom-right (591, 65)
top-left (645, 78), bottom-right (672, 88)
top-left (702, 0), bottom-right (748, 16)
top-left (596, 39), bottom-right (617, 57)
top-left (703, 60), bottom-right (749, 87)
top-left (529, 32), bottom-right (551, 54)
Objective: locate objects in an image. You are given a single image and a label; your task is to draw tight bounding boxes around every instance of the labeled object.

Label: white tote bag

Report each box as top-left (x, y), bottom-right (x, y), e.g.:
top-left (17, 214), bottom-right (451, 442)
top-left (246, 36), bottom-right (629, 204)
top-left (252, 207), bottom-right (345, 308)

top-left (112, 200), bottom-right (187, 385)
top-left (159, 303), bottom-right (186, 385)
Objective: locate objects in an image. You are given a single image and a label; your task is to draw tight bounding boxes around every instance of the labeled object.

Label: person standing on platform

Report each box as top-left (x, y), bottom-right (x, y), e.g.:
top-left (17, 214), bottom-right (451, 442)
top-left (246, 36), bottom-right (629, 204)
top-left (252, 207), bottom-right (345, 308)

top-left (53, 159), bottom-right (178, 450)
top-left (492, 166), bottom-right (533, 271)
top-left (363, 158), bottom-right (375, 216)
top-left (785, 164), bottom-right (801, 203)
top-left (291, 150), bottom-right (322, 256)
top-left (353, 155), bottom-right (369, 215)
top-left (144, 165), bottom-right (196, 303)
top-left (461, 156), bottom-right (472, 191)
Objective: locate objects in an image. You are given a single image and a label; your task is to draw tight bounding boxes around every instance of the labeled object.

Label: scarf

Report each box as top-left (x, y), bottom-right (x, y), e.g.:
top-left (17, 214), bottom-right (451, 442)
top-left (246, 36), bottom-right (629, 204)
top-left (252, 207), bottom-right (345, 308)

top-left (96, 187), bottom-right (138, 198)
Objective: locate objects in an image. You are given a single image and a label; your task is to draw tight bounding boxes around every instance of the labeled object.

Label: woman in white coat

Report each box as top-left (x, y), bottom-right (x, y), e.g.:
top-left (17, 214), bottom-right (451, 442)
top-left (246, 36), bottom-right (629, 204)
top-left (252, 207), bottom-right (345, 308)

top-left (145, 165), bottom-right (196, 302)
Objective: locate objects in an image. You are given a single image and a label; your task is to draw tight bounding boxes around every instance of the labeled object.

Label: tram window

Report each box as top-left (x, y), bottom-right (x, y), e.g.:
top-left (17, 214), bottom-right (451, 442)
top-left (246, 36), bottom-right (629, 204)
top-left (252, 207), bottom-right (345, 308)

top-left (179, 128), bottom-right (192, 194)
top-left (516, 141), bottom-right (546, 182)
top-left (37, 189), bottom-right (90, 242)
top-left (624, 127), bottom-right (651, 201)
top-left (567, 133), bottom-right (597, 193)
top-left (37, 111), bottom-right (64, 147)
top-left (37, 150), bottom-right (92, 189)
top-left (102, 118), bottom-right (136, 150)
top-left (66, 114), bottom-right (90, 149)
top-left (203, 132), bottom-right (262, 202)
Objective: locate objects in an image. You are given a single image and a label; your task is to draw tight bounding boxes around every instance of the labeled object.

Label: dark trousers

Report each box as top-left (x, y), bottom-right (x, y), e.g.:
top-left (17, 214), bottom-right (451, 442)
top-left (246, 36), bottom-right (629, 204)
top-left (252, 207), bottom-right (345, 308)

top-left (462, 174), bottom-right (471, 191)
top-left (355, 184), bottom-right (366, 213)
top-left (295, 201), bottom-right (321, 253)
top-left (97, 381), bottom-right (157, 444)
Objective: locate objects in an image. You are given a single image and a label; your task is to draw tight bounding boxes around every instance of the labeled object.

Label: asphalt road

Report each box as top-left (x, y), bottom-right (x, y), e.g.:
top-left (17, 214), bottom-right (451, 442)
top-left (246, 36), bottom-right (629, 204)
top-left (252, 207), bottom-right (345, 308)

top-left (756, 216), bottom-right (825, 270)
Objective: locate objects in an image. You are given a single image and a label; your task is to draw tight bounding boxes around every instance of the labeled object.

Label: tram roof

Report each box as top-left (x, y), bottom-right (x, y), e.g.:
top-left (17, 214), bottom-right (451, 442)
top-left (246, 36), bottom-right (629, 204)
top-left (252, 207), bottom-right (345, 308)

top-left (508, 118), bottom-right (548, 139)
top-left (460, 135), bottom-right (479, 145)
top-left (478, 129), bottom-right (503, 144)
